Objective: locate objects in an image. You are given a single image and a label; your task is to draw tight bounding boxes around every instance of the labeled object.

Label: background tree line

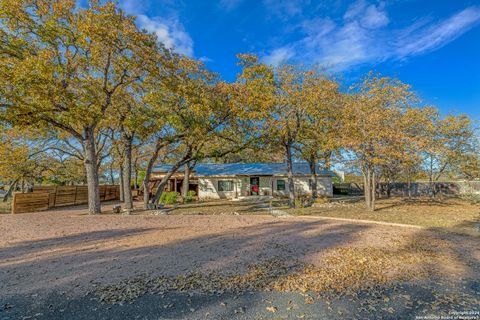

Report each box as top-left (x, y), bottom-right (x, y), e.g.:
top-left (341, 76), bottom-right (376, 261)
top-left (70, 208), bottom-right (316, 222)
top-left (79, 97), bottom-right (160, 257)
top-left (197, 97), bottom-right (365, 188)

top-left (1, 0), bottom-right (478, 212)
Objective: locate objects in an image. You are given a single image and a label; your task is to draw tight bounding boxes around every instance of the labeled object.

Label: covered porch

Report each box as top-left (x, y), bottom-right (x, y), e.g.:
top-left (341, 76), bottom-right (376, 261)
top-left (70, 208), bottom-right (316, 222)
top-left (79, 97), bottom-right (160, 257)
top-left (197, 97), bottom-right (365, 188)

top-left (145, 176), bottom-right (199, 198)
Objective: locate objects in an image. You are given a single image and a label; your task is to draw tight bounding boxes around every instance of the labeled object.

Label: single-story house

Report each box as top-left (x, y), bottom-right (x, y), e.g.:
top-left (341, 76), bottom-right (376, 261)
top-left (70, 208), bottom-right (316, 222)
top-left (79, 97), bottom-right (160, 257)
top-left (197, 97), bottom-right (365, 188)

top-left (151, 162), bottom-right (334, 200)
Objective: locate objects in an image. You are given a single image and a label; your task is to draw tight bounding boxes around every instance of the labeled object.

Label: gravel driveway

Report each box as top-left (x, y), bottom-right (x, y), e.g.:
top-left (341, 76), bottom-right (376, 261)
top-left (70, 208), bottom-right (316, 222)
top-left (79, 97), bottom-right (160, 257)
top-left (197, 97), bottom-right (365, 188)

top-left (1, 206), bottom-right (478, 319)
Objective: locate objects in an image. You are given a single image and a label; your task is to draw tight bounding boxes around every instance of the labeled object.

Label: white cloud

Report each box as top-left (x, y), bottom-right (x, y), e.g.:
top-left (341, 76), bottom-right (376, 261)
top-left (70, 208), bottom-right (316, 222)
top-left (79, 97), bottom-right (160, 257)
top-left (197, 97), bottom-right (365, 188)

top-left (343, 0), bottom-right (368, 21)
top-left (361, 3), bottom-right (389, 28)
top-left (263, 0), bottom-right (306, 19)
top-left (311, 22), bottom-right (375, 67)
top-left (264, 2), bottom-right (480, 70)
top-left (119, 0), bottom-right (194, 57)
top-left (344, 0), bottom-right (388, 28)
top-left (396, 6), bottom-right (480, 58)
top-left (119, 0), bottom-right (146, 15)
top-left (219, 0), bottom-right (243, 11)
top-left (137, 15), bottom-right (194, 57)
top-left (300, 18), bottom-right (336, 36)
top-left (199, 56), bottom-right (213, 63)
top-left (262, 47), bottom-right (296, 66)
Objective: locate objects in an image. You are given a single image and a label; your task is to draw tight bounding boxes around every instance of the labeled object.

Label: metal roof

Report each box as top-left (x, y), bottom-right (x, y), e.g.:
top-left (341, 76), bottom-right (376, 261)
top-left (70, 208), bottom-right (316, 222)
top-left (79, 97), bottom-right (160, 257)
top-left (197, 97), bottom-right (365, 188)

top-left (153, 162), bottom-right (334, 177)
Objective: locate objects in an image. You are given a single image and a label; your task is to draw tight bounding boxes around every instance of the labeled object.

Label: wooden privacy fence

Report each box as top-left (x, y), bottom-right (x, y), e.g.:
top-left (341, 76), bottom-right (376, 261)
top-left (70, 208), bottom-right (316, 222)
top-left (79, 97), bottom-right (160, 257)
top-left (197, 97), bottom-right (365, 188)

top-left (12, 185), bottom-right (120, 214)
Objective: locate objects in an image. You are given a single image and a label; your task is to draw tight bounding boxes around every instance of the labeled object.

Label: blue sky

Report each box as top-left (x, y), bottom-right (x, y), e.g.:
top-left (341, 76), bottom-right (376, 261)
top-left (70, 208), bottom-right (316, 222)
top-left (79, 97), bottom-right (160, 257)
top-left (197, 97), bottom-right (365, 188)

top-left (118, 0), bottom-right (480, 119)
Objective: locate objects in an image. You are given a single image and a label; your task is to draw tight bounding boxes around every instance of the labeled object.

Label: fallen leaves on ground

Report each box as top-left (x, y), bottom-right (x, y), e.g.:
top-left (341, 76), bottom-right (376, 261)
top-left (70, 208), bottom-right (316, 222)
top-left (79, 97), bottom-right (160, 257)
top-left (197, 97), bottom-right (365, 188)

top-left (95, 236), bottom-right (456, 304)
top-left (265, 306), bottom-right (277, 313)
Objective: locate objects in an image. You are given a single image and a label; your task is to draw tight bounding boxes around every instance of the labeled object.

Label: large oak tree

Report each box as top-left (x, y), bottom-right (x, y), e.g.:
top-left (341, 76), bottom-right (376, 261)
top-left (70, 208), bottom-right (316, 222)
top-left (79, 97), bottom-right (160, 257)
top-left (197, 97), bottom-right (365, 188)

top-left (0, 0), bottom-right (159, 213)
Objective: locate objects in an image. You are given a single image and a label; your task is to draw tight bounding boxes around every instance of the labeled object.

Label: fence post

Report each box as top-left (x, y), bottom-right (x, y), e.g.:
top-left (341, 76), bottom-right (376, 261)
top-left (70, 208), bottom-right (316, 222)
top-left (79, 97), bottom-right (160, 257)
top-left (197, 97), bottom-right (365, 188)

top-left (11, 193), bottom-right (16, 214)
top-left (74, 186), bottom-right (78, 205)
top-left (53, 186), bottom-right (57, 207)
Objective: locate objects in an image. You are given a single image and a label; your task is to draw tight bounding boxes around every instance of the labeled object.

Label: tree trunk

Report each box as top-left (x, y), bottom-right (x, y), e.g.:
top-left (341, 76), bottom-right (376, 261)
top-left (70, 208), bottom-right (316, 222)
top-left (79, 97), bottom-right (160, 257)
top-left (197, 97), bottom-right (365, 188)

top-left (132, 156), bottom-right (139, 191)
top-left (83, 129), bottom-right (101, 214)
top-left (122, 134), bottom-right (133, 213)
top-left (109, 162), bottom-right (115, 185)
top-left (143, 161), bottom-right (155, 209)
top-left (407, 178), bottom-right (412, 199)
top-left (134, 166), bottom-right (138, 190)
top-left (151, 171), bottom-right (176, 205)
top-left (429, 155), bottom-right (435, 198)
top-left (285, 142), bottom-right (295, 208)
top-left (119, 166), bottom-right (124, 202)
top-left (3, 179), bottom-right (18, 203)
top-left (151, 147), bottom-right (193, 205)
top-left (363, 165), bottom-right (376, 211)
top-left (143, 142), bottom-right (164, 209)
top-left (363, 169), bottom-right (371, 210)
top-left (181, 161), bottom-right (191, 200)
top-left (308, 155), bottom-right (318, 199)
top-left (151, 161), bottom-right (186, 204)
top-left (371, 170), bottom-right (376, 211)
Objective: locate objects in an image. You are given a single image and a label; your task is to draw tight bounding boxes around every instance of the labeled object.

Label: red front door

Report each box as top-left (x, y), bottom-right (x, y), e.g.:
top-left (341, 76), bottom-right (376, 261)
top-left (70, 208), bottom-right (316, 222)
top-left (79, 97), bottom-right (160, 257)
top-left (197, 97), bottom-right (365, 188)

top-left (250, 177), bottom-right (259, 195)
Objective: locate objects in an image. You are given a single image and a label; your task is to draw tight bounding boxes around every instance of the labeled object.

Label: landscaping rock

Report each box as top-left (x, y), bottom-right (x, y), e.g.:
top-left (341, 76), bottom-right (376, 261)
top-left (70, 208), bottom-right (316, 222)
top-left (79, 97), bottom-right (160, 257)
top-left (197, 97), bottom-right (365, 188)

top-left (112, 205), bottom-right (121, 214)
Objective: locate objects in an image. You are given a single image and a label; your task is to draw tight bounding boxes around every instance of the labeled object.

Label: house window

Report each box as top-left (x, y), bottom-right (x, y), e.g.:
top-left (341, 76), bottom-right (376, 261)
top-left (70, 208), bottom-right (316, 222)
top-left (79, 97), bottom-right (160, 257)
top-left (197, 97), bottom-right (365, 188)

top-left (218, 180), bottom-right (233, 192)
top-left (276, 179), bottom-right (286, 191)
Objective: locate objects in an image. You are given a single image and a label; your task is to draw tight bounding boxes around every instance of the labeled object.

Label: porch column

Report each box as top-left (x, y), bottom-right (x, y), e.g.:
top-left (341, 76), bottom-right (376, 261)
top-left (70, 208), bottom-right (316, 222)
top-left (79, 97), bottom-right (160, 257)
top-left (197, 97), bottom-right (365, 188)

top-left (234, 177), bottom-right (238, 198)
top-left (271, 177), bottom-right (274, 196)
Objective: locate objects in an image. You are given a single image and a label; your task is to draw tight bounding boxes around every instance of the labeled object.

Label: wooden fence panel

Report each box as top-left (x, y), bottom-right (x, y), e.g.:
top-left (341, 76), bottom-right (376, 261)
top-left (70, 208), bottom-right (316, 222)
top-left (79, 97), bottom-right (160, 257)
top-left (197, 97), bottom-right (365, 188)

top-left (33, 186), bottom-right (57, 207)
top-left (74, 186), bottom-right (88, 205)
top-left (33, 186), bottom-right (57, 193)
top-left (12, 192), bottom-right (50, 214)
top-left (13, 185), bottom-right (120, 213)
top-left (99, 186), bottom-right (106, 201)
top-left (55, 186), bottom-right (77, 207)
top-left (104, 186), bottom-right (117, 201)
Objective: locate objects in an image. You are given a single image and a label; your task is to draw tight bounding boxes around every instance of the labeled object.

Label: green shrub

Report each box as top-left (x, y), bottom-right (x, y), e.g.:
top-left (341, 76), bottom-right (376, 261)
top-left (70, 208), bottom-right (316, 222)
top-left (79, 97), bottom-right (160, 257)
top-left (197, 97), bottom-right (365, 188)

top-left (294, 193), bottom-right (311, 208)
top-left (314, 195), bottom-right (329, 204)
top-left (294, 199), bottom-right (304, 208)
top-left (185, 190), bottom-right (197, 203)
top-left (159, 191), bottom-right (179, 205)
top-left (159, 192), bottom-right (167, 204)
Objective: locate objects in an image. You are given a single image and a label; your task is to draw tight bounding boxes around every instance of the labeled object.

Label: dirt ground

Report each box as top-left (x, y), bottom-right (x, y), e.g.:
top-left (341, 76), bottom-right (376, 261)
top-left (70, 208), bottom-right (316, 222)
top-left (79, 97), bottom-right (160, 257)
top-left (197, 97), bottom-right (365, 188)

top-left (1, 200), bottom-right (479, 319)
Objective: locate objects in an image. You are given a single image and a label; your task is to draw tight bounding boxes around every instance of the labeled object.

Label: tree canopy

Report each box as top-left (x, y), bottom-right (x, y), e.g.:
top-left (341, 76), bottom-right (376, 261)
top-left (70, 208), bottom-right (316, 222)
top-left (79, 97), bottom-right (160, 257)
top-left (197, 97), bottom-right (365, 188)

top-left (0, 0), bottom-right (477, 212)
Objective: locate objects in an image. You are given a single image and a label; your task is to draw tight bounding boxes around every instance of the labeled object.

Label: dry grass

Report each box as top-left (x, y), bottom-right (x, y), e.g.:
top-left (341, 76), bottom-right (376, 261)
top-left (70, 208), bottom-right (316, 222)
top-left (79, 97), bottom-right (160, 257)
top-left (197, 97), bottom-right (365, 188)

top-left (287, 197), bottom-right (480, 235)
